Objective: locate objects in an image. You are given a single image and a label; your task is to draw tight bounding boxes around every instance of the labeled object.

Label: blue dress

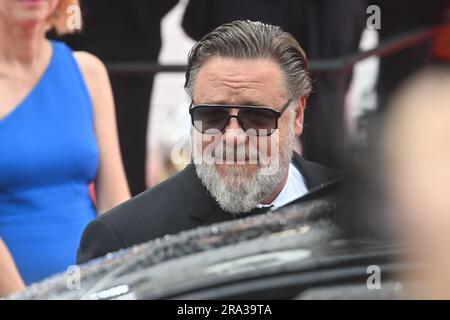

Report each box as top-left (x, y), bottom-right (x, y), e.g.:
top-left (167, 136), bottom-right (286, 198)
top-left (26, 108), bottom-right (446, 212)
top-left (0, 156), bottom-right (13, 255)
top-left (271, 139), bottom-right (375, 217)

top-left (0, 41), bottom-right (99, 285)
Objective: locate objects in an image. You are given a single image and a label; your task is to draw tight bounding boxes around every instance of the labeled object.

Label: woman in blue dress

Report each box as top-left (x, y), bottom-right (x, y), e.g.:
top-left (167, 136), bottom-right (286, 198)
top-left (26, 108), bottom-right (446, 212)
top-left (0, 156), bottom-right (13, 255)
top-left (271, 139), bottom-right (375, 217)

top-left (0, 0), bottom-right (130, 285)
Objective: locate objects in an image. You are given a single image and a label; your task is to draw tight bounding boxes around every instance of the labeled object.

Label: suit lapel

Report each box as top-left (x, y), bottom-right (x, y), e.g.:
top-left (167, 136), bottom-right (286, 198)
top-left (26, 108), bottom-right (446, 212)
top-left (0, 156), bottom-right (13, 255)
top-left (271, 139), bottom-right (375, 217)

top-left (292, 152), bottom-right (339, 190)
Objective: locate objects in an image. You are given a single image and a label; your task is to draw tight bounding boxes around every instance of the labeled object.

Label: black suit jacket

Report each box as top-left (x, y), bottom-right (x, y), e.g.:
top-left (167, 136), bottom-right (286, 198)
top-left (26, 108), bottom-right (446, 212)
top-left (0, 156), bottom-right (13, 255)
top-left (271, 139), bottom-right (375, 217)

top-left (77, 153), bottom-right (340, 264)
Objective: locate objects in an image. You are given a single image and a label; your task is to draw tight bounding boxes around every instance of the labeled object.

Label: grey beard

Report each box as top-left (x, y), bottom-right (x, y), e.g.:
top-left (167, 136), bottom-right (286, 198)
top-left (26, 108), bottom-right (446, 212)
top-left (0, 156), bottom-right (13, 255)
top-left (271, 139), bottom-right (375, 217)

top-left (192, 122), bottom-right (295, 214)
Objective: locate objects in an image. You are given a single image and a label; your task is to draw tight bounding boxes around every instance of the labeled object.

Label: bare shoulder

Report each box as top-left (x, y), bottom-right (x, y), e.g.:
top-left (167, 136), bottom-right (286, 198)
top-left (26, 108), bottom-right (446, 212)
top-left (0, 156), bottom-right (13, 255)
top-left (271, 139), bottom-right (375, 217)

top-left (73, 51), bottom-right (108, 82)
top-left (73, 51), bottom-right (113, 114)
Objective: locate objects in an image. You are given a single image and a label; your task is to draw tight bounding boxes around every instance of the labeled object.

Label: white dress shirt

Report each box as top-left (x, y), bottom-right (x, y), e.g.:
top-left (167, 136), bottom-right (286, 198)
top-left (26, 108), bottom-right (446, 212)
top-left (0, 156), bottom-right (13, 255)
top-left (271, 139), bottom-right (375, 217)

top-left (257, 163), bottom-right (309, 211)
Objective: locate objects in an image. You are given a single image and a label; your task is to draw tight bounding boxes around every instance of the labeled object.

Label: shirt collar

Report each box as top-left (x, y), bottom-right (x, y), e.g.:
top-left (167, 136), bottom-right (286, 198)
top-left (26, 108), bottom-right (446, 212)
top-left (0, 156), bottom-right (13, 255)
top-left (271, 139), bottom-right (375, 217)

top-left (256, 163), bottom-right (308, 211)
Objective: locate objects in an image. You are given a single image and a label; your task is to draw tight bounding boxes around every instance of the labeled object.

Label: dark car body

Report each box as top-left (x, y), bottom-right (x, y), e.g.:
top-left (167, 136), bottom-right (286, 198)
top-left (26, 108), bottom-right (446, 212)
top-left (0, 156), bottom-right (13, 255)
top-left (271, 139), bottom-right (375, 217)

top-left (8, 195), bottom-right (413, 300)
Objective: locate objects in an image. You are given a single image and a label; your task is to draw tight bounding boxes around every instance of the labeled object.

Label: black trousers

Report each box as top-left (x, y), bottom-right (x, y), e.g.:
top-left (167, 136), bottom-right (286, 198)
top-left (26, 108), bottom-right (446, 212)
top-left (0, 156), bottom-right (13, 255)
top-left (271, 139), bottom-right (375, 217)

top-left (109, 74), bottom-right (154, 196)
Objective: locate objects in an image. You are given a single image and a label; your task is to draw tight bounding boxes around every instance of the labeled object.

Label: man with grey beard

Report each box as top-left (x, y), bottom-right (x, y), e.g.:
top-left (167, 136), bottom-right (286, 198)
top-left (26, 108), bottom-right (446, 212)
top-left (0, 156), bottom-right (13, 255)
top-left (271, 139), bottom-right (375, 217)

top-left (77, 20), bottom-right (340, 264)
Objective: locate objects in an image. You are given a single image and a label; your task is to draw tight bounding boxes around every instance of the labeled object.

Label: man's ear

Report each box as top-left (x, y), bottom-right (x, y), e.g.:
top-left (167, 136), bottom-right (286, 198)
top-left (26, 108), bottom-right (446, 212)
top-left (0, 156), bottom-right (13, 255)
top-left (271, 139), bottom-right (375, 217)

top-left (294, 96), bottom-right (307, 137)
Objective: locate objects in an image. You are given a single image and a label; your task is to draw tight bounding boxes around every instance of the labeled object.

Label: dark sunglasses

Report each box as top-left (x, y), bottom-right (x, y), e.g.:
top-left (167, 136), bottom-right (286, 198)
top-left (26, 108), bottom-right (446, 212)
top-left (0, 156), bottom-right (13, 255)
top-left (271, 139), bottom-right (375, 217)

top-left (189, 99), bottom-right (292, 136)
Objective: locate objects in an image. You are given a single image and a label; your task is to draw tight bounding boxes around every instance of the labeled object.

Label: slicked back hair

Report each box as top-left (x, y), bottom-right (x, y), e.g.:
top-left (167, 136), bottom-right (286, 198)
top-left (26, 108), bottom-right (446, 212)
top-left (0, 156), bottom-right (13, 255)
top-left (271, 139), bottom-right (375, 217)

top-left (184, 20), bottom-right (312, 102)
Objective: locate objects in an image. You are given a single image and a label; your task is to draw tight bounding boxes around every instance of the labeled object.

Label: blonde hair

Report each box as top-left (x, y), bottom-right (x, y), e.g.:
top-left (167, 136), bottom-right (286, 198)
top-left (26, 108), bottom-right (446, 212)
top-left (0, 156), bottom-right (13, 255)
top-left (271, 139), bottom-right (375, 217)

top-left (47, 0), bottom-right (82, 35)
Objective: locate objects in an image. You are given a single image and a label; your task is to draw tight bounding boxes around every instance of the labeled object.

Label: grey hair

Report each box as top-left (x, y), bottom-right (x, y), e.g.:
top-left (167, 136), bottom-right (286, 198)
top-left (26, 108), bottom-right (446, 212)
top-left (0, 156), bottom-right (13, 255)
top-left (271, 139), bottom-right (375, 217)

top-left (184, 20), bottom-right (312, 102)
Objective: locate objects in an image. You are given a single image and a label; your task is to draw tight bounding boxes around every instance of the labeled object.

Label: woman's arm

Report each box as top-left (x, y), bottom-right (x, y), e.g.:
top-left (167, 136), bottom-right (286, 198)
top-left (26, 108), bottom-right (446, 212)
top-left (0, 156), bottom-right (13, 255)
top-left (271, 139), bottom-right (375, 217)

top-left (74, 52), bottom-right (131, 214)
top-left (0, 239), bottom-right (24, 297)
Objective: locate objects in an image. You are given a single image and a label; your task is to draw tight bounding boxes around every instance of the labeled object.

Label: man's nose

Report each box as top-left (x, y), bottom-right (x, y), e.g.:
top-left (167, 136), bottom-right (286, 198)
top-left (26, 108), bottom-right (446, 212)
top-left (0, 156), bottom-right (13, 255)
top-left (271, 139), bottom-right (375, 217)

top-left (223, 112), bottom-right (247, 145)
